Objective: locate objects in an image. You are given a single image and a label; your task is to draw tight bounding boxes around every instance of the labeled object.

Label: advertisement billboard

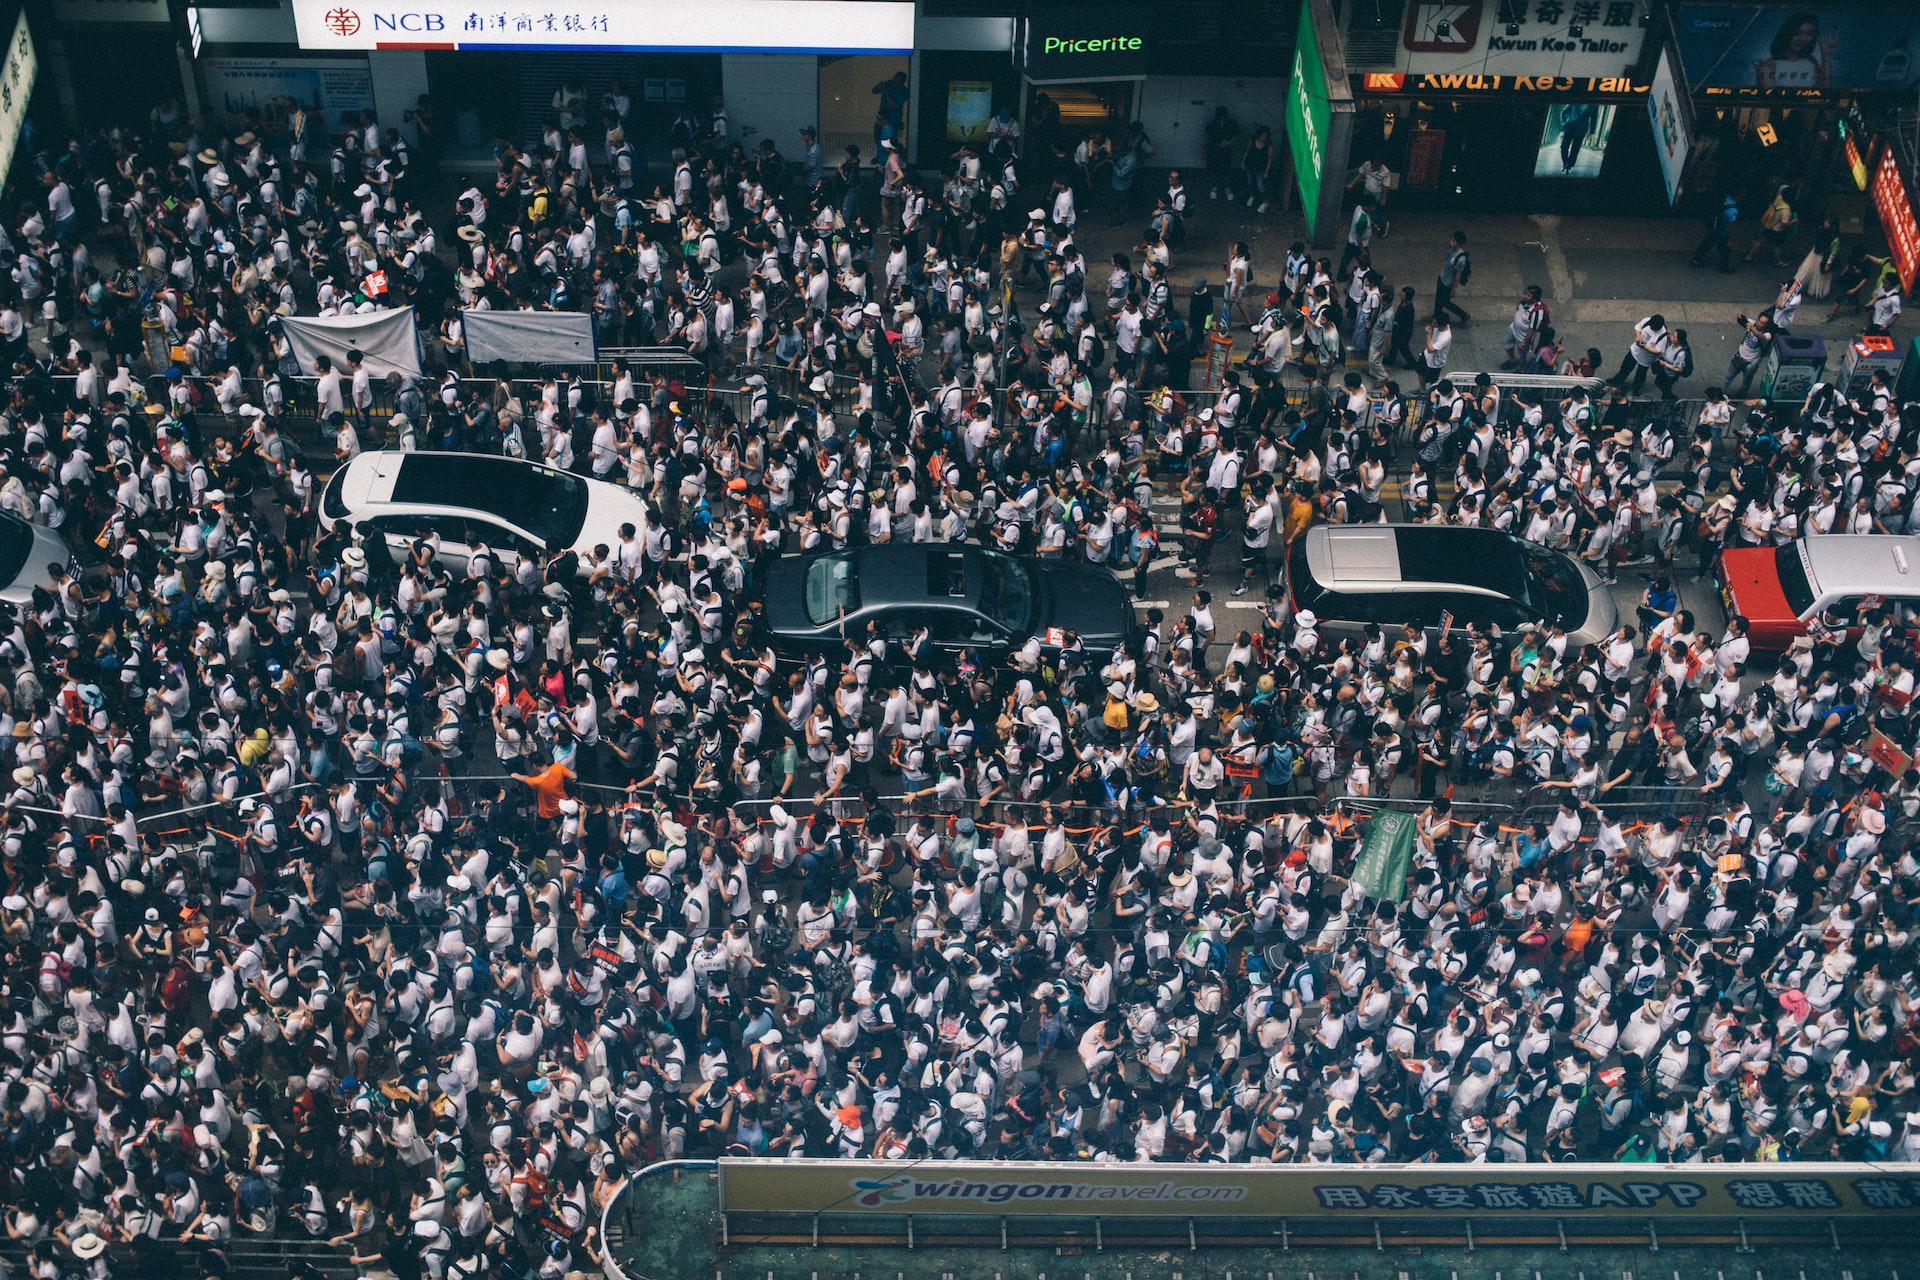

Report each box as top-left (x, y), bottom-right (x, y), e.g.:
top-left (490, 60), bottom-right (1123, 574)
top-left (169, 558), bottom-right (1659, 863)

top-left (51, 0), bottom-right (168, 23)
top-left (1676, 5), bottom-right (1920, 96)
top-left (1398, 0), bottom-right (1645, 78)
top-left (1285, 0), bottom-right (1332, 238)
top-left (719, 1160), bottom-right (1920, 1218)
top-left (1534, 103), bottom-right (1616, 178)
top-left (1647, 46), bottom-right (1689, 203)
top-left (290, 0), bottom-right (915, 54)
top-left (944, 81), bottom-right (992, 142)
top-left (202, 57), bottom-right (376, 129)
top-left (1870, 145), bottom-right (1920, 293)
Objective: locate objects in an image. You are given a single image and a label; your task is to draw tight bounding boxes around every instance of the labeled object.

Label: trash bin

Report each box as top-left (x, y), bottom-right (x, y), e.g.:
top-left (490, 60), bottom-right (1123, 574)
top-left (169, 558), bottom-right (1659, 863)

top-left (1760, 333), bottom-right (1826, 402)
top-left (1840, 333), bottom-right (1903, 396)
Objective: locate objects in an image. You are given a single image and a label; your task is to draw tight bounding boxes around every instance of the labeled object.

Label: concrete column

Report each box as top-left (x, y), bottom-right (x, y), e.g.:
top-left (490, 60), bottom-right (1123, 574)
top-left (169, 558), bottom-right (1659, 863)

top-left (368, 49), bottom-right (429, 134)
top-left (719, 53), bottom-right (818, 156)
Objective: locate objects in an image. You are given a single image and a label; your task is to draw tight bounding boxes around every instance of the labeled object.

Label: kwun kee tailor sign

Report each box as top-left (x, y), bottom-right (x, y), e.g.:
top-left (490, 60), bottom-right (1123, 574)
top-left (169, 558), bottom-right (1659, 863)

top-left (1360, 71), bottom-right (1649, 99)
top-left (1399, 0), bottom-right (1645, 79)
top-left (1490, 31), bottom-right (1631, 56)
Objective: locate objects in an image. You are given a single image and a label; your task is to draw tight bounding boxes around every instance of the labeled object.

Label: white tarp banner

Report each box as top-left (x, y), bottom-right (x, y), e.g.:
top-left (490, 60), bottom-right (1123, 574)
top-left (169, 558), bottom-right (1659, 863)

top-left (463, 309), bottom-right (598, 366)
top-left (280, 308), bottom-right (421, 381)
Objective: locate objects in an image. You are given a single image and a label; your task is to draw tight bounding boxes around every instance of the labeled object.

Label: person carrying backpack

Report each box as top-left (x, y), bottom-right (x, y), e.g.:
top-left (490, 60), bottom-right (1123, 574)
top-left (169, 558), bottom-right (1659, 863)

top-left (1434, 230), bottom-right (1472, 324)
top-left (1655, 327), bottom-right (1693, 400)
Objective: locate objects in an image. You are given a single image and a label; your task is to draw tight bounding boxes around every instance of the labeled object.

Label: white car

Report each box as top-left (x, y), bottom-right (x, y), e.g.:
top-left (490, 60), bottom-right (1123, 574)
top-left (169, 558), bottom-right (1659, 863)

top-left (0, 511), bottom-right (77, 605)
top-left (319, 451), bottom-right (648, 577)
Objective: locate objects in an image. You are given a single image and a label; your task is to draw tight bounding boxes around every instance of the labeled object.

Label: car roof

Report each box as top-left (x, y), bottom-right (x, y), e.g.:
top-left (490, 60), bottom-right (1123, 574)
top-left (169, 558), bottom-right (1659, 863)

top-left (387, 452), bottom-right (578, 508)
top-left (337, 450), bottom-right (586, 529)
top-left (1799, 535), bottom-right (1920, 600)
top-left (854, 543), bottom-right (984, 609)
top-left (1306, 524), bottom-right (1528, 597)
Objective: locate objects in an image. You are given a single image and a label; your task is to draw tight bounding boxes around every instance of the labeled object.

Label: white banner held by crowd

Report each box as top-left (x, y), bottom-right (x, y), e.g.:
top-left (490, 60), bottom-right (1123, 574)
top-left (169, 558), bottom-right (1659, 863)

top-left (279, 307), bottom-right (422, 381)
top-left (463, 309), bottom-right (598, 366)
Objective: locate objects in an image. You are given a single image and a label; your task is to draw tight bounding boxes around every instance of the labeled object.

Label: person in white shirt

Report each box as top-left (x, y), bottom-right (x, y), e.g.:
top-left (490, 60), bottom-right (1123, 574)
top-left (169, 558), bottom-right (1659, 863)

top-left (1611, 313), bottom-right (1667, 395)
top-left (314, 355), bottom-right (344, 419)
top-left (1870, 278), bottom-right (1903, 335)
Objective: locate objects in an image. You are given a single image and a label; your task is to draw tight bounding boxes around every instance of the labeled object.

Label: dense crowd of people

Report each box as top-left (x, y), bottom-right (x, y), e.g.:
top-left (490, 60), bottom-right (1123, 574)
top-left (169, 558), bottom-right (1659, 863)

top-left (0, 72), bottom-right (1919, 1280)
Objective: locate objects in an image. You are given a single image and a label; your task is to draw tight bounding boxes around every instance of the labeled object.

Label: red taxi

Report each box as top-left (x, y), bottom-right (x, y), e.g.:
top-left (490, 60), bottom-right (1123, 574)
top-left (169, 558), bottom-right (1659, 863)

top-left (1718, 534), bottom-right (1920, 650)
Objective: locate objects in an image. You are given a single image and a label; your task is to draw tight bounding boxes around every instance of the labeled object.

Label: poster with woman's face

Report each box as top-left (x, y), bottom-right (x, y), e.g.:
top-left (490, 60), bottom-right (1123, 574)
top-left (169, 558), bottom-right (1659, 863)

top-left (1676, 5), bottom-right (1920, 94)
top-left (1535, 104), bottom-right (1616, 180)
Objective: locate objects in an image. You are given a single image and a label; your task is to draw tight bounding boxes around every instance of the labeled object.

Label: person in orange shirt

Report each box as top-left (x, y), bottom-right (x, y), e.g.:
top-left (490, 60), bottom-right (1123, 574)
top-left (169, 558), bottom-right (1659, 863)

top-left (1282, 481), bottom-right (1315, 545)
top-left (513, 758), bottom-right (575, 820)
top-left (1557, 905), bottom-right (1596, 972)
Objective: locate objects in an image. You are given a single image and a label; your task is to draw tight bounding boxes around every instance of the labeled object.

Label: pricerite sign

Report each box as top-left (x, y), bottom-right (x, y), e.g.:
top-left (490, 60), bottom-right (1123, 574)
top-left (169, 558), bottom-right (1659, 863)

top-left (1398, 0), bottom-right (1644, 78)
top-left (289, 0), bottom-right (915, 53)
top-left (1284, 0), bottom-right (1331, 237)
top-left (1024, 6), bottom-right (1151, 80)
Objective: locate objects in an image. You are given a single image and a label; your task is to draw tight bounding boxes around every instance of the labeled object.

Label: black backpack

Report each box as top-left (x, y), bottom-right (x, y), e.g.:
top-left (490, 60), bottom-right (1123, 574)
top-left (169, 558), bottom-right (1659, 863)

top-left (1085, 332), bottom-right (1106, 366)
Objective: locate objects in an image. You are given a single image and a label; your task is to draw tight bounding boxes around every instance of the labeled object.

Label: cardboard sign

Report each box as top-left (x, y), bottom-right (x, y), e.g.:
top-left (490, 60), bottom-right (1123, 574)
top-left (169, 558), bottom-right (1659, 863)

top-left (1867, 728), bottom-right (1912, 778)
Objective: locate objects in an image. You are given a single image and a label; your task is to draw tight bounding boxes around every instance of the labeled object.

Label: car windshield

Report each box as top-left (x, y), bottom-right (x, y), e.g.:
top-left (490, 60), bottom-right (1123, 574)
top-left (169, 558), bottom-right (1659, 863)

top-left (389, 456), bottom-right (588, 547)
top-left (0, 515), bottom-right (32, 587)
top-left (1388, 528), bottom-right (1587, 629)
top-left (977, 553), bottom-right (1033, 630)
top-left (1288, 536), bottom-right (1330, 612)
top-left (804, 552), bottom-right (860, 626)
top-left (1516, 544), bottom-right (1591, 630)
top-left (1776, 542), bottom-right (1818, 616)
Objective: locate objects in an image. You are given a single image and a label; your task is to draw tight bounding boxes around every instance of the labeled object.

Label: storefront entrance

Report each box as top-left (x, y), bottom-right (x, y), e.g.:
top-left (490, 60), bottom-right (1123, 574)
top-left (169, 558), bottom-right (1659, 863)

top-left (818, 55), bottom-right (909, 169)
top-left (424, 50), bottom-right (721, 169)
top-left (1022, 78), bottom-right (1138, 178)
top-left (1349, 93), bottom-right (1667, 215)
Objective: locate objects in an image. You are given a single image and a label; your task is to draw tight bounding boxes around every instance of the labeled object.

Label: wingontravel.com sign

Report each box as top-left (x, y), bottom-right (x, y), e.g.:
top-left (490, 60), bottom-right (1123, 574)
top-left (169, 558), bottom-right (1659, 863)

top-left (717, 1159), bottom-right (1920, 1218)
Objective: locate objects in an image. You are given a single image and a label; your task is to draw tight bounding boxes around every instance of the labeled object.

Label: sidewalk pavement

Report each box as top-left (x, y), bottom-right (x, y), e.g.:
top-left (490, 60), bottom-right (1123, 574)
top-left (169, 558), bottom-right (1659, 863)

top-left (1070, 180), bottom-right (1918, 395)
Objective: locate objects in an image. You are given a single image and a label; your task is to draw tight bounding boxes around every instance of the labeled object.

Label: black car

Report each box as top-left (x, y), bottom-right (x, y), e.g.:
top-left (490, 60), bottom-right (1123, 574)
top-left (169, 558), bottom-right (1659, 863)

top-left (762, 543), bottom-right (1133, 662)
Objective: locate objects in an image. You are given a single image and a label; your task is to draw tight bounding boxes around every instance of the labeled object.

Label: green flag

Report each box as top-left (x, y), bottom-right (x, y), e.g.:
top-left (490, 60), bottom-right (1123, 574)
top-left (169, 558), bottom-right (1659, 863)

top-left (1351, 808), bottom-right (1416, 903)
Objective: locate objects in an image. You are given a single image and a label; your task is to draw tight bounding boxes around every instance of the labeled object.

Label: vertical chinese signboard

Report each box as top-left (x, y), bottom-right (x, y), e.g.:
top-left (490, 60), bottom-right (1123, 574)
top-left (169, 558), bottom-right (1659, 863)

top-left (1285, 0), bottom-right (1332, 237)
top-left (0, 12), bottom-right (34, 193)
top-left (1840, 107), bottom-right (1869, 190)
top-left (1870, 145), bottom-right (1920, 292)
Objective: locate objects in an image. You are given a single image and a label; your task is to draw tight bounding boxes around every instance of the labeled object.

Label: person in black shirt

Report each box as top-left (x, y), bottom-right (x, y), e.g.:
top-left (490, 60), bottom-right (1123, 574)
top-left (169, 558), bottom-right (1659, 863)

top-left (1388, 285), bottom-right (1419, 368)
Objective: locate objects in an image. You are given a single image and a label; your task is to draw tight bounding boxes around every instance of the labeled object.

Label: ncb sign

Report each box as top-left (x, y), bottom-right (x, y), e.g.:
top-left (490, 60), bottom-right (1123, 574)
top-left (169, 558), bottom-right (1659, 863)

top-left (290, 0), bottom-right (915, 54)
